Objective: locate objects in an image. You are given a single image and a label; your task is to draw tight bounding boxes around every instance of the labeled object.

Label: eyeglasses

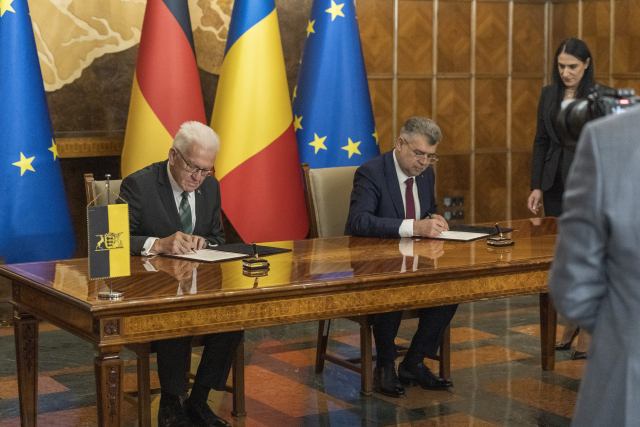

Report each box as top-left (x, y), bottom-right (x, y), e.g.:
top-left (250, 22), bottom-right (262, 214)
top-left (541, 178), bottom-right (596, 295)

top-left (401, 137), bottom-right (438, 164)
top-left (175, 148), bottom-right (211, 177)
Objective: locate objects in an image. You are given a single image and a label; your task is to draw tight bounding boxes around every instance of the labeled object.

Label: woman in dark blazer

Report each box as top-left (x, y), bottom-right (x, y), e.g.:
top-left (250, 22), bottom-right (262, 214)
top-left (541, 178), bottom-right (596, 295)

top-left (527, 38), bottom-right (594, 359)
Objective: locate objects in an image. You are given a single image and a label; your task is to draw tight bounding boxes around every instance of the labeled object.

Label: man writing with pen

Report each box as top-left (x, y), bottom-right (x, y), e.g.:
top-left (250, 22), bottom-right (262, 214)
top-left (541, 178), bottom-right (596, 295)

top-left (344, 116), bottom-right (458, 398)
top-left (118, 121), bottom-right (240, 427)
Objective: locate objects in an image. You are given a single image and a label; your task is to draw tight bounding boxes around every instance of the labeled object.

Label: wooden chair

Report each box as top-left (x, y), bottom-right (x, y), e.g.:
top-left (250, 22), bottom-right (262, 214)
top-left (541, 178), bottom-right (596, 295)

top-left (301, 164), bottom-right (450, 395)
top-left (84, 173), bottom-right (246, 426)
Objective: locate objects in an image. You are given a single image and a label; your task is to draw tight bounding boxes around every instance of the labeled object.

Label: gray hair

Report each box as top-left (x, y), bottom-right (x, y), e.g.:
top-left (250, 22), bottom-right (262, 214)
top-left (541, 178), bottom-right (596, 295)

top-left (399, 116), bottom-right (442, 146)
top-left (172, 121), bottom-right (220, 154)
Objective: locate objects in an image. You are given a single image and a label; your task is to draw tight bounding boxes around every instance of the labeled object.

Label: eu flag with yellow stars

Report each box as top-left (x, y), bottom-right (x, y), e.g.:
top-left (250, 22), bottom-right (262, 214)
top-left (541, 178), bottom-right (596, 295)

top-left (0, 0), bottom-right (76, 263)
top-left (292, 0), bottom-right (380, 168)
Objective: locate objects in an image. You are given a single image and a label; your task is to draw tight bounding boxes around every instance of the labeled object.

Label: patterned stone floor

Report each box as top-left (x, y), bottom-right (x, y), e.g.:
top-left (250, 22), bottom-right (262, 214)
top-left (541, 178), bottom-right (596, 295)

top-left (0, 295), bottom-right (586, 426)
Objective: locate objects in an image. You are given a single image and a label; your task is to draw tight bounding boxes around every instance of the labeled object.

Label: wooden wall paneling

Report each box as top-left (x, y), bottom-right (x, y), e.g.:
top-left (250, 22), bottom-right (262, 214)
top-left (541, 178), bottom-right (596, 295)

top-left (511, 78), bottom-right (544, 151)
top-left (475, 78), bottom-right (507, 150)
top-left (512, 3), bottom-right (546, 74)
top-left (613, 0), bottom-right (640, 74)
top-left (613, 79), bottom-right (640, 95)
top-left (551, 2), bottom-right (580, 57)
top-left (368, 78), bottom-right (394, 153)
top-left (437, 1), bottom-right (471, 73)
top-left (398, 1), bottom-right (433, 75)
top-left (434, 154), bottom-right (470, 223)
top-left (357, 0), bottom-right (395, 75)
top-left (474, 152), bottom-right (507, 223)
top-left (436, 79), bottom-right (472, 153)
top-left (510, 151), bottom-right (534, 220)
top-left (475, 2), bottom-right (509, 74)
top-left (582, 1), bottom-right (611, 75)
top-left (397, 79), bottom-right (433, 130)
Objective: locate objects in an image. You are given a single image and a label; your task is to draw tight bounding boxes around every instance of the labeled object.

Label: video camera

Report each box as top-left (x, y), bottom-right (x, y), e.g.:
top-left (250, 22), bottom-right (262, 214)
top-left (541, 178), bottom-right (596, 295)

top-left (557, 84), bottom-right (640, 150)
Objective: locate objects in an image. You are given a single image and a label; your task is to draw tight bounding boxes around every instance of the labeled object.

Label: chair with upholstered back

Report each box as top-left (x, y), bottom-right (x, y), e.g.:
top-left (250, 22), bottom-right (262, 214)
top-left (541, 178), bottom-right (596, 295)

top-left (83, 173), bottom-right (245, 426)
top-left (301, 163), bottom-right (450, 394)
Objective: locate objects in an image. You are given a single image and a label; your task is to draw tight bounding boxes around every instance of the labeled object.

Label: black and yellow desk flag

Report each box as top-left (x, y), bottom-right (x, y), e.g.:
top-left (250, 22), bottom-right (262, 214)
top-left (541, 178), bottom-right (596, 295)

top-left (88, 204), bottom-right (130, 280)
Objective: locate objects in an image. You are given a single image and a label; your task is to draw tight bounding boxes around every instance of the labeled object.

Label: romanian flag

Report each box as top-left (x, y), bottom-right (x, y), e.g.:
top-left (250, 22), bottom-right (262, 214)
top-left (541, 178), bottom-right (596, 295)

top-left (211, 0), bottom-right (308, 243)
top-left (121, 0), bottom-right (206, 178)
top-left (0, 0), bottom-right (76, 263)
top-left (292, 0), bottom-right (379, 168)
top-left (87, 204), bottom-right (130, 280)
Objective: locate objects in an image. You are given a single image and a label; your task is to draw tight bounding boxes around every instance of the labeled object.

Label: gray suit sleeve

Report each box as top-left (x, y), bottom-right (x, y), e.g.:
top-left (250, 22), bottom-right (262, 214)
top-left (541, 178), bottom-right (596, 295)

top-left (548, 124), bottom-right (608, 334)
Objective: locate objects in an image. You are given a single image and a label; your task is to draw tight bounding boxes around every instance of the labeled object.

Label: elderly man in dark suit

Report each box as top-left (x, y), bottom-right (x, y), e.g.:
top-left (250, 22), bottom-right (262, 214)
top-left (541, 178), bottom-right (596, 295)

top-left (119, 121), bottom-right (240, 427)
top-left (344, 116), bottom-right (458, 398)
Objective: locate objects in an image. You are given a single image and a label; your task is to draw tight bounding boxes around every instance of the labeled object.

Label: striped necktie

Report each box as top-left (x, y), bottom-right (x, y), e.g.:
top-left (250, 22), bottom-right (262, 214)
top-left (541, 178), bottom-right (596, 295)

top-left (179, 191), bottom-right (193, 234)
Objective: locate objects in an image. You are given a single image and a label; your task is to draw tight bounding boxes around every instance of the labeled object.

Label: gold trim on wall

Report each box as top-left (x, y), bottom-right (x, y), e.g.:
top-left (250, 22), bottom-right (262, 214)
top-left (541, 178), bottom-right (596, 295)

top-left (57, 137), bottom-right (124, 158)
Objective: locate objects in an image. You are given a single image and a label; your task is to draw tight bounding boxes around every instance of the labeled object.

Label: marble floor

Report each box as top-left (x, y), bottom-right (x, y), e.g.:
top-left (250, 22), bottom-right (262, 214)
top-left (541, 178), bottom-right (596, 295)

top-left (0, 295), bottom-right (585, 426)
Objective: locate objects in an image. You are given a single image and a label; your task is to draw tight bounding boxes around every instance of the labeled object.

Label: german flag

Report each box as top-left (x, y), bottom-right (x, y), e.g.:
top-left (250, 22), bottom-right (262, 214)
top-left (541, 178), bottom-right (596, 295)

top-left (121, 0), bottom-right (206, 178)
top-left (88, 205), bottom-right (130, 280)
top-left (211, 0), bottom-right (309, 243)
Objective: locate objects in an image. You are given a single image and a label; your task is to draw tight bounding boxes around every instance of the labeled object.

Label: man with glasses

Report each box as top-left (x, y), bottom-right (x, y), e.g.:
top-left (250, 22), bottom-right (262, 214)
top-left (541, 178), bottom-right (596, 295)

top-left (119, 121), bottom-right (240, 427)
top-left (345, 116), bottom-right (458, 398)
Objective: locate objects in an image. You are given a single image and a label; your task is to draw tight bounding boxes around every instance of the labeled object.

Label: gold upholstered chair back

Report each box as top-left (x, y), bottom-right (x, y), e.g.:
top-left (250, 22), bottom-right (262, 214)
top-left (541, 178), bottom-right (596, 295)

top-left (84, 173), bottom-right (122, 206)
top-left (302, 163), bottom-right (358, 238)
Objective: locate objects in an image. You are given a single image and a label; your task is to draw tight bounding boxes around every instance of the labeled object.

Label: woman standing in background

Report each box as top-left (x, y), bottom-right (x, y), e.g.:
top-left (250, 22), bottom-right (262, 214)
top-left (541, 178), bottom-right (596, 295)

top-left (527, 38), bottom-right (595, 360)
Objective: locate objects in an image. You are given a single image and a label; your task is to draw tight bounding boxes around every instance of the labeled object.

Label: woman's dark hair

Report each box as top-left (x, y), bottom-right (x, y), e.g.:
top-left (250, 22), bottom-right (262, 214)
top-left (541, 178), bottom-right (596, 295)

top-left (548, 38), bottom-right (594, 120)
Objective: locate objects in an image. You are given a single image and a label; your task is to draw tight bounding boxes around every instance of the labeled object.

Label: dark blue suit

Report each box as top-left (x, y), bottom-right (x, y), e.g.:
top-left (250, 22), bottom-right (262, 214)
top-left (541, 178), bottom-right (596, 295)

top-left (345, 150), bottom-right (458, 367)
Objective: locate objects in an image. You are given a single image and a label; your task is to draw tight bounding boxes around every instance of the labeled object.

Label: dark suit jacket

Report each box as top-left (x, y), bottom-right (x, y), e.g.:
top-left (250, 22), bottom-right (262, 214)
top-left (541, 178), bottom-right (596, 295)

top-left (530, 85), bottom-right (575, 192)
top-left (118, 160), bottom-right (225, 255)
top-left (345, 150), bottom-right (437, 238)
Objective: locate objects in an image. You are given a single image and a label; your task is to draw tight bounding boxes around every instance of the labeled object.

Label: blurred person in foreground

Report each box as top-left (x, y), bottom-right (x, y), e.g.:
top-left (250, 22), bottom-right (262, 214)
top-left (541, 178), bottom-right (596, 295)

top-left (548, 104), bottom-right (640, 426)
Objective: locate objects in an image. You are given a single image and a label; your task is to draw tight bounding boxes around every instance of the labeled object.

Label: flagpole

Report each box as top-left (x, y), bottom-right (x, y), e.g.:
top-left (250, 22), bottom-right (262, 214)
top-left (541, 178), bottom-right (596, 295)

top-left (97, 174), bottom-right (124, 300)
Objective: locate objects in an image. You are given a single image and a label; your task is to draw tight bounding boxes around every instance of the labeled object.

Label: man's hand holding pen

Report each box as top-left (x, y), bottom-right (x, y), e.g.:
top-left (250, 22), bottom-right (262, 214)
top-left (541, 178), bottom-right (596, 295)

top-left (413, 213), bottom-right (449, 238)
top-left (150, 231), bottom-right (208, 255)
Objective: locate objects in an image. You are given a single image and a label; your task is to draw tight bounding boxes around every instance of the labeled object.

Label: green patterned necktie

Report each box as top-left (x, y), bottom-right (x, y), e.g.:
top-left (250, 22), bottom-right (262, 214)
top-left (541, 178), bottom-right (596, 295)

top-left (179, 191), bottom-right (193, 234)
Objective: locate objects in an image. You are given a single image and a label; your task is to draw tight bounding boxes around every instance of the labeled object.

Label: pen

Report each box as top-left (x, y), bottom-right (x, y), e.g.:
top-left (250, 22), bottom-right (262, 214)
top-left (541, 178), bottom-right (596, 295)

top-left (252, 242), bottom-right (259, 259)
top-left (427, 213), bottom-right (433, 219)
top-left (494, 222), bottom-right (503, 238)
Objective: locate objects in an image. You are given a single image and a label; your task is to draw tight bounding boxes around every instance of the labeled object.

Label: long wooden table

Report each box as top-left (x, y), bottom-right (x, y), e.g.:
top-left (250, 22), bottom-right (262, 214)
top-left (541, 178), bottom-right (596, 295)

top-left (2, 218), bottom-right (558, 427)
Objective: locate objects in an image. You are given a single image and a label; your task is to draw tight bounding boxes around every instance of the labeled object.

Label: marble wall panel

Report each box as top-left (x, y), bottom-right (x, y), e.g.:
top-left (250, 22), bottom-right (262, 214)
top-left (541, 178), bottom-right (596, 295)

top-left (398, 1), bottom-right (433, 75)
top-left (357, 0), bottom-right (394, 75)
top-left (436, 79), bottom-right (472, 153)
top-left (582, 1), bottom-right (611, 76)
top-left (614, 0), bottom-right (640, 74)
top-left (475, 2), bottom-right (509, 75)
top-left (437, 1), bottom-right (471, 74)
top-left (475, 78), bottom-right (507, 150)
top-left (474, 153), bottom-right (507, 223)
top-left (511, 151), bottom-right (534, 221)
top-left (368, 79), bottom-right (394, 153)
top-left (511, 78), bottom-right (544, 151)
top-left (512, 3), bottom-right (545, 75)
top-left (397, 79), bottom-right (433, 130)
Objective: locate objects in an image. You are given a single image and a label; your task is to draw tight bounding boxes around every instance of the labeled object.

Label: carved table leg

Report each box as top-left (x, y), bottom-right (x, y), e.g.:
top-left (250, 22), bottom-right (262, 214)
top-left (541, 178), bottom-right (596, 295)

top-left (14, 310), bottom-right (39, 427)
top-left (540, 292), bottom-right (557, 371)
top-left (231, 337), bottom-right (246, 417)
top-left (359, 318), bottom-right (373, 396)
top-left (94, 344), bottom-right (124, 427)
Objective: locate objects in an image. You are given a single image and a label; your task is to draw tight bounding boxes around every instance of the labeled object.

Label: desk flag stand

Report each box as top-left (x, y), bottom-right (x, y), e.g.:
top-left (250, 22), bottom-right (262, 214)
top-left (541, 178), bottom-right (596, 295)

top-left (87, 174), bottom-right (130, 300)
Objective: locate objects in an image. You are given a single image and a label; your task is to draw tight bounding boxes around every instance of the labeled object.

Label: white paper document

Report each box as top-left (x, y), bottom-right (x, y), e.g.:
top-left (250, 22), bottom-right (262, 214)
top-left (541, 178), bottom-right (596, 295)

top-left (166, 249), bottom-right (246, 262)
top-left (431, 231), bottom-right (489, 242)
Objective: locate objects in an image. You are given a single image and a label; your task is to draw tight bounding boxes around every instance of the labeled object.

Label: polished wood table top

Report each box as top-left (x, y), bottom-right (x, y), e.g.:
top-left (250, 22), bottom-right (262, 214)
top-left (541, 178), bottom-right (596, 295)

top-left (2, 218), bottom-right (557, 427)
top-left (3, 218), bottom-right (556, 343)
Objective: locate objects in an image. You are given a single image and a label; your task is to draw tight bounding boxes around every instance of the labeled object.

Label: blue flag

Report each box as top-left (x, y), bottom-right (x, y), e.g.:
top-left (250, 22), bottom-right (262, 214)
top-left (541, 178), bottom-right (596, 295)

top-left (292, 0), bottom-right (380, 168)
top-left (0, 0), bottom-right (75, 263)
